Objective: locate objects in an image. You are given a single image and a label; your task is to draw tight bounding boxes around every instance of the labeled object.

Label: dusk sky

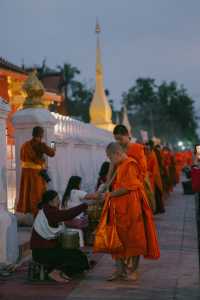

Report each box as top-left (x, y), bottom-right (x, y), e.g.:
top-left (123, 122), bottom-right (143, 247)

top-left (1, 0), bottom-right (200, 111)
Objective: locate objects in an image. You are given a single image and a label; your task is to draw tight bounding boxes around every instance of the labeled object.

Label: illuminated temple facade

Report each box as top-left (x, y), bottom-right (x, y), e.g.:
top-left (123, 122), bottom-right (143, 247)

top-left (0, 57), bottom-right (63, 144)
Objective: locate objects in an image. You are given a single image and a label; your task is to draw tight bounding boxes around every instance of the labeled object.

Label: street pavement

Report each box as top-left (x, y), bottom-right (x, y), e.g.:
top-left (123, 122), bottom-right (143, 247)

top-left (1, 183), bottom-right (199, 300)
top-left (66, 184), bottom-right (200, 300)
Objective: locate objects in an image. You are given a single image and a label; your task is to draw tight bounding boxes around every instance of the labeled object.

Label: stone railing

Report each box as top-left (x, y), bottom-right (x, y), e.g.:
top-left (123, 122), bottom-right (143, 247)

top-left (51, 113), bottom-right (112, 145)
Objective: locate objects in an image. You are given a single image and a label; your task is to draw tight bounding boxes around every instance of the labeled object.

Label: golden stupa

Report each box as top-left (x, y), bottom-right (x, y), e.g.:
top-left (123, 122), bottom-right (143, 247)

top-left (23, 70), bottom-right (45, 109)
top-left (89, 21), bottom-right (114, 131)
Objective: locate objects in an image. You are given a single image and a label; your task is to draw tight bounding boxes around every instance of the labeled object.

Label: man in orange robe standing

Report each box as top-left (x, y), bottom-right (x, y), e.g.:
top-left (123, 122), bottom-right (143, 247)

top-left (94, 142), bottom-right (160, 281)
top-left (112, 125), bottom-right (155, 211)
top-left (16, 126), bottom-right (55, 216)
top-left (162, 147), bottom-right (176, 193)
top-left (145, 141), bottom-right (165, 214)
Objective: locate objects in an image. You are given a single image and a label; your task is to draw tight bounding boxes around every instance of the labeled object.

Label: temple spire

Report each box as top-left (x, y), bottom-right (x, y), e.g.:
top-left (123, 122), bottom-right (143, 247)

top-left (89, 21), bottom-right (114, 131)
top-left (122, 103), bottom-right (132, 136)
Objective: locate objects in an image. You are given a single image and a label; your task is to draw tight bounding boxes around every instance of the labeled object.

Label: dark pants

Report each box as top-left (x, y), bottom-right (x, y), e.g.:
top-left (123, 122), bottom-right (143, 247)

top-left (155, 186), bottom-right (165, 213)
top-left (195, 193), bottom-right (200, 267)
top-left (32, 247), bottom-right (89, 276)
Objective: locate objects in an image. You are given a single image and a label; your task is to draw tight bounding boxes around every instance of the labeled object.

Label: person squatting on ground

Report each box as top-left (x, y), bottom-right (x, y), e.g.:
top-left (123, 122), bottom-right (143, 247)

top-left (62, 176), bottom-right (99, 247)
top-left (30, 190), bottom-right (89, 283)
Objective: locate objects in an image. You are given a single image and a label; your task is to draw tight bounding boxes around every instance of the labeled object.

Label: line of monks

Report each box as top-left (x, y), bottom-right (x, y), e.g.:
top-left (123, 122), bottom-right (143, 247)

top-left (112, 125), bottom-right (192, 216)
top-left (94, 125), bottom-right (193, 280)
top-left (16, 124), bottom-right (193, 281)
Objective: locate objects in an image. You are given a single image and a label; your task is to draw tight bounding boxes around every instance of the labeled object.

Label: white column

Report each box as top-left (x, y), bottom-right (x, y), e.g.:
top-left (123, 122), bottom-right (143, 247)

top-left (12, 108), bottom-right (56, 205)
top-left (0, 98), bottom-right (18, 264)
top-left (0, 99), bottom-right (9, 210)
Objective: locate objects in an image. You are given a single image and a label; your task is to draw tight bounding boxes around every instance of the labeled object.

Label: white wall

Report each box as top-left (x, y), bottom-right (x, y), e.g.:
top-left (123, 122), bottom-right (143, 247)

top-left (48, 113), bottom-right (113, 198)
top-left (12, 110), bottom-right (113, 208)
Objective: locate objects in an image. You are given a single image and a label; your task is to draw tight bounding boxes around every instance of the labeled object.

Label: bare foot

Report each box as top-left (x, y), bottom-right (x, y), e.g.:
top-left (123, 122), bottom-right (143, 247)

top-left (48, 270), bottom-right (69, 283)
top-left (60, 272), bottom-right (71, 281)
top-left (127, 271), bottom-right (139, 281)
top-left (107, 271), bottom-right (127, 281)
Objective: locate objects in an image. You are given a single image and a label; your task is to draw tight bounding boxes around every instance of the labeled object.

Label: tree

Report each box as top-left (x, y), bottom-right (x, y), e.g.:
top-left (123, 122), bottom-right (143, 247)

top-left (122, 78), bottom-right (198, 145)
top-left (69, 80), bottom-right (93, 122)
top-left (57, 63), bottom-right (80, 115)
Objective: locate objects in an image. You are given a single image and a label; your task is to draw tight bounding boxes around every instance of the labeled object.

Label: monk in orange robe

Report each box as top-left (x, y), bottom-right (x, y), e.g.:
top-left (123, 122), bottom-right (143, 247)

top-left (113, 125), bottom-right (147, 181)
top-left (186, 150), bottom-right (193, 166)
top-left (175, 152), bottom-right (183, 184)
top-left (161, 147), bottom-right (171, 193)
top-left (16, 126), bottom-right (55, 216)
top-left (94, 142), bottom-right (160, 281)
top-left (163, 147), bottom-right (177, 192)
top-left (112, 124), bottom-right (155, 211)
top-left (145, 141), bottom-right (165, 214)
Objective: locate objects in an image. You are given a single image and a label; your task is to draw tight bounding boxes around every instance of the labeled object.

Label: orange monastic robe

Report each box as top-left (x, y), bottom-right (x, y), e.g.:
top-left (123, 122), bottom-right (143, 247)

top-left (127, 143), bottom-right (156, 211)
top-left (175, 152), bottom-right (184, 183)
top-left (186, 151), bottom-right (193, 166)
top-left (126, 143), bottom-right (148, 182)
top-left (96, 157), bottom-right (160, 259)
top-left (16, 139), bottom-right (55, 215)
top-left (147, 151), bottom-right (163, 193)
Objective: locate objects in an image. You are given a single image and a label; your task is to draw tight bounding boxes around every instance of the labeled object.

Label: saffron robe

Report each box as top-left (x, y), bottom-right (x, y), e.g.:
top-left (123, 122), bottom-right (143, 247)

top-left (161, 150), bottom-right (171, 193)
top-left (147, 151), bottom-right (163, 193)
top-left (126, 143), bottom-right (148, 182)
top-left (126, 143), bottom-right (156, 211)
top-left (16, 139), bottom-right (55, 215)
top-left (146, 150), bottom-right (165, 212)
top-left (95, 157), bottom-right (160, 260)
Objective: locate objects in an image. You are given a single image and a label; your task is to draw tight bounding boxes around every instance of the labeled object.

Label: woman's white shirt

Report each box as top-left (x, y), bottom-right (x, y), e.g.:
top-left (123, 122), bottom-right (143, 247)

top-left (67, 189), bottom-right (87, 218)
top-left (67, 189), bottom-right (87, 247)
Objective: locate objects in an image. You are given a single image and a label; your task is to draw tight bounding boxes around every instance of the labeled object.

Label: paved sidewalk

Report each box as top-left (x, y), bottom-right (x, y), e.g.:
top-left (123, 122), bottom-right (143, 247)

top-left (67, 184), bottom-right (200, 300)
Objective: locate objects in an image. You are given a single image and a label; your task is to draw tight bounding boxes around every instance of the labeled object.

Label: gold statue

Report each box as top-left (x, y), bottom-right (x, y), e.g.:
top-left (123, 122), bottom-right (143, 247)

top-left (23, 70), bottom-right (45, 109)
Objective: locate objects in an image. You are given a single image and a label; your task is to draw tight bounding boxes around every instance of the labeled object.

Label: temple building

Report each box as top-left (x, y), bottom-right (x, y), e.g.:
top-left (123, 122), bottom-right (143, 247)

top-left (0, 57), bottom-right (63, 144)
top-left (89, 22), bottom-right (114, 131)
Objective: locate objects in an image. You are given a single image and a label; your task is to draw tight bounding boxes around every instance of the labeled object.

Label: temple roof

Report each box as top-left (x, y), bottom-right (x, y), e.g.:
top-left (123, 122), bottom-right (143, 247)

top-left (0, 57), bottom-right (27, 74)
top-left (0, 58), bottom-right (62, 103)
top-left (24, 68), bottom-right (62, 94)
top-left (39, 73), bottom-right (63, 94)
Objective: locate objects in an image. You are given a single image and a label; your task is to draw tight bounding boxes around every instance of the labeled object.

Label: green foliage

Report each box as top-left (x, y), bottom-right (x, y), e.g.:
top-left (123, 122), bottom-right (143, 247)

top-left (122, 78), bottom-right (198, 145)
top-left (69, 80), bottom-right (93, 122)
top-left (36, 61), bottom-right (92, 121)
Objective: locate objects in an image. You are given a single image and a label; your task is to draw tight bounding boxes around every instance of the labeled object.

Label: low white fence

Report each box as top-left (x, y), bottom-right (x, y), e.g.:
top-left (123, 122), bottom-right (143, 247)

top-left (51, 113), bottom-right (112, 145)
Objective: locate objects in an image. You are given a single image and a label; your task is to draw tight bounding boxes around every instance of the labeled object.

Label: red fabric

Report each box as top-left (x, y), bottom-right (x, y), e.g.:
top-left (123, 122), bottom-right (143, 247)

top-left (191, 167), bottom-right (200, 192)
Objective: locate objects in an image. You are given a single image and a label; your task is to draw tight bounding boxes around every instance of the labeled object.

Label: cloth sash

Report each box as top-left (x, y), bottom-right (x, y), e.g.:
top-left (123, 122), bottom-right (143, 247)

top-left (21, 161), bottom-right (45, 170)
top-left (33, 209), bottom-right (64, 240)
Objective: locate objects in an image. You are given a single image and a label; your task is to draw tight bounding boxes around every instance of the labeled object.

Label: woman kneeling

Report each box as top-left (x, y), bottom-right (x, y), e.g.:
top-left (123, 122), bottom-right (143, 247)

top-left (30, 190), bottom-right (89, 283)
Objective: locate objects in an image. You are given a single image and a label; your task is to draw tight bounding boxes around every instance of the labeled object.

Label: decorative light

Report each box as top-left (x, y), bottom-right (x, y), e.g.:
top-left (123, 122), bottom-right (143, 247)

top-left (178, 141), bottom-right (183, 147)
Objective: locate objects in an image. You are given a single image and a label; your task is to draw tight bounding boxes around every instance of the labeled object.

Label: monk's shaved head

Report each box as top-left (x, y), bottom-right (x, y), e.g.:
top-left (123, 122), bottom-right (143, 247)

top-left (106, 142), bottom-right (124, 155)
